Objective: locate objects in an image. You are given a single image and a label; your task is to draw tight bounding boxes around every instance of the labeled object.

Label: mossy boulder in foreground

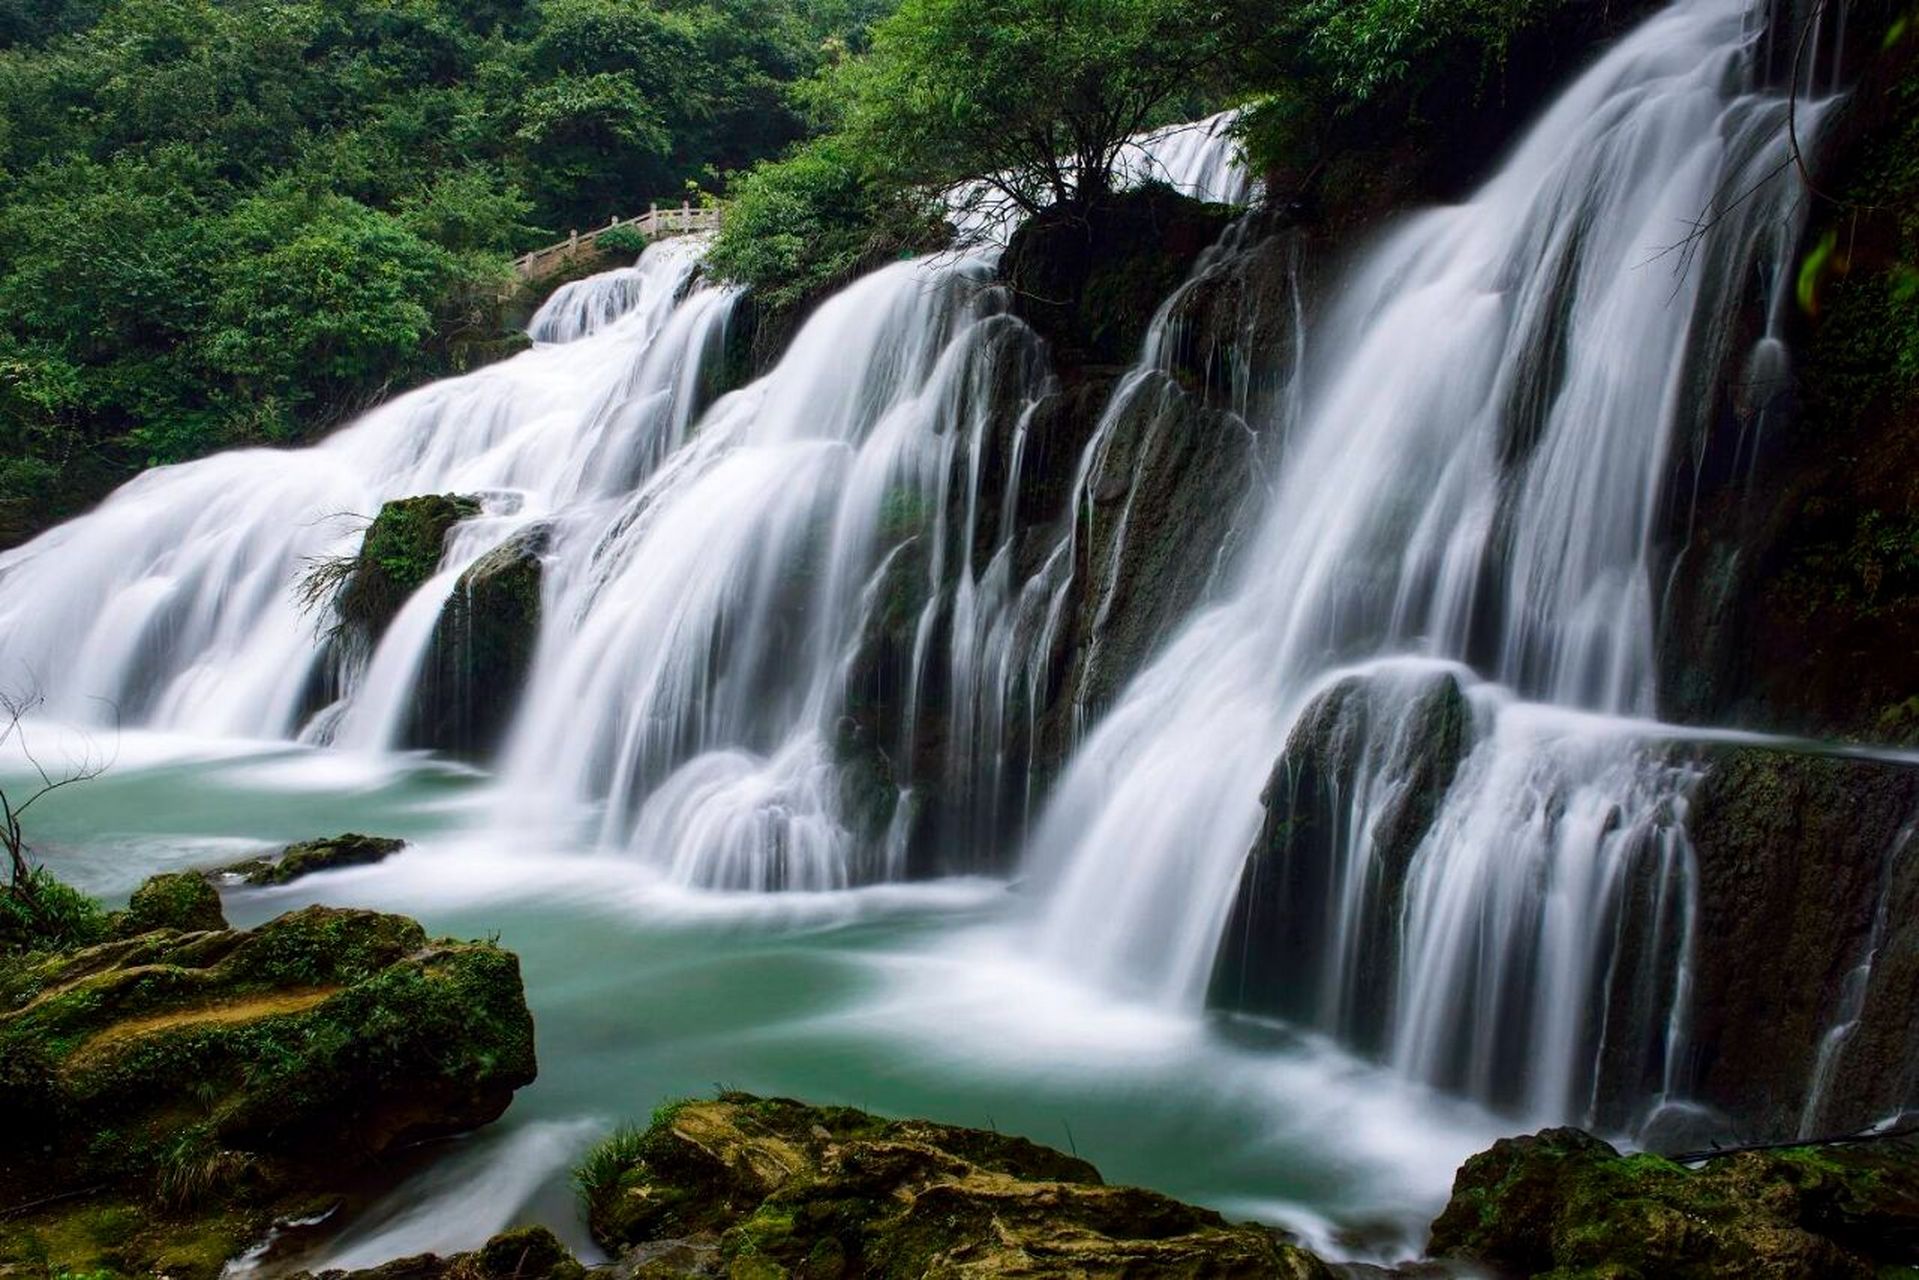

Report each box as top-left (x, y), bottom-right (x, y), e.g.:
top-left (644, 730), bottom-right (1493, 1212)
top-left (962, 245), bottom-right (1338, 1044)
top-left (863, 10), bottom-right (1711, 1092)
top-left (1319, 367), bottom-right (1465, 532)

top-left (1428, 1126), bottom-right (1919, 1277)
top-left (216, 832), bottom-right (408, 886)
top-left (576, 1093), bottom-right (1331, 1279)
top-left (0, 877), bottom-right (537, 1278)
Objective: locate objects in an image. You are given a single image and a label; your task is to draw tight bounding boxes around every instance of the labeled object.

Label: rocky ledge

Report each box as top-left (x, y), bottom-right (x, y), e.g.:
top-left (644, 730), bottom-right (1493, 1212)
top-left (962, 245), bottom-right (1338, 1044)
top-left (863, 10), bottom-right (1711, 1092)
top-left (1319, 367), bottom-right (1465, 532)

top-left (0, 872), bottom-right (537, 1279)
top-left (1429, 1127), bottom-right (1919, 1278)
top-left (215, 833), bottom-right (408, 886)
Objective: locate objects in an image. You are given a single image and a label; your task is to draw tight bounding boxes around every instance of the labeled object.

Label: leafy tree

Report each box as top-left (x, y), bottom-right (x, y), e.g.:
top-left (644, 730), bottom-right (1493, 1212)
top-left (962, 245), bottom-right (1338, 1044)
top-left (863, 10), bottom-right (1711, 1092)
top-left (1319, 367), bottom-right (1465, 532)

top-left (705, 135), bottom-right (943, 308)
top-left (835, 0), bottom-right (1255, 216)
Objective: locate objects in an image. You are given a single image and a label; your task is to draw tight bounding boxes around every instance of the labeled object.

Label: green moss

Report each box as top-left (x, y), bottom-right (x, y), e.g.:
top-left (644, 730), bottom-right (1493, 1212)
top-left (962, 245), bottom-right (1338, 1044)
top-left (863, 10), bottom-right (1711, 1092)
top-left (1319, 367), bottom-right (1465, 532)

top-left (1430, 1127), bottom-right (1919, 1276)
top-left (221, 834), bottom-right (405, 887)
top-left (119, 873), bottom-right (226, 936)
top-left (2, 903), bottom-right (534, 1207)
top-left (327, 494), bottom-right (480, 641)
top-left (575, 1094), bottom-right (1325, 1277)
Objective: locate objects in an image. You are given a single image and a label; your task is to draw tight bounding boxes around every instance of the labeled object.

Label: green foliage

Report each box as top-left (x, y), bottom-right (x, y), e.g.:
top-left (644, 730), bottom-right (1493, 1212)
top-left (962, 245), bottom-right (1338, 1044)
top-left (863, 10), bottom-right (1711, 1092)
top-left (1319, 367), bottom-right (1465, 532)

top-left (837, 0), bottom-right (1257, 213)
top-left (705, 136), bottom-right (942, 309)
top-left (573, 1121), bottom-right (650, 1216)
top-left (0, 868), bottom-right (108, 957)
top-left (594, 224), bottom-right (650, 258)
top-left (0, 0), bottom-right (872, 547)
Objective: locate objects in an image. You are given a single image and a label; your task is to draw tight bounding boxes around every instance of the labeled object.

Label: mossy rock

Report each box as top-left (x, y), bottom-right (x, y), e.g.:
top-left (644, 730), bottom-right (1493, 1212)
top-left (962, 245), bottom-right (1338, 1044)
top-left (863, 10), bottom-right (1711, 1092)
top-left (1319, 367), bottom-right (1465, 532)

top-left (216, 834), bottom-right (406, 887)
top-left (119, 871), bottom-right (228, 934)
top-left (1001, 184), bottom-right (1235, 370)
top-left (335, 494), bottom-right (481, 643)
top-left (578, 1093), bottom-right (1330, 1278)
top-left (1429, 1127), bottom-right (1919, 1277)
top-left (301, 1225), bottom-right (588, 1280)
top-left (407, 527), bottom-right (547, 758)
top-left (0, 902), bottom-right (537, 1210)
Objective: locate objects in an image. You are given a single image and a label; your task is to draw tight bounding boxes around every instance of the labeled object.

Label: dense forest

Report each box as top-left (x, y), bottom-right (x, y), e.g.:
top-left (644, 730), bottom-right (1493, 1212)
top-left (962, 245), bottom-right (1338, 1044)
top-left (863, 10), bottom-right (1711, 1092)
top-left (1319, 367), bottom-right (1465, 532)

top-left (0, 0), bottom-right (1705, 545)
top-left (0, 0), bottom-right (886, 539)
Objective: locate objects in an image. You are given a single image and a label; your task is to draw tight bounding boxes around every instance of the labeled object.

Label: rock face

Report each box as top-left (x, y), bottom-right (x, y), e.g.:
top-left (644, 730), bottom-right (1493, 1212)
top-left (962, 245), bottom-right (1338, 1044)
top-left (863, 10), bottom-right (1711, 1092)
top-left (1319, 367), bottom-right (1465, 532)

top-left (118, 870), bottom-right (228, 934)
top-left (578, 1094), bottom-right (1331, 1279)
top-left (1655, 44), bottom-right (1919, 746)
top-left (1676, 744), bottom-right (1919, 1139)
top-left (216, 833), bottom-right (408, 886)
top-left (1000, 186), bottom-right (1237, 371)
top-left (334, 494), bottom-right (481, 646)
top-left (0, 878), bottom-right (538, 1278)
top-left (1429, 1126), bottom-right (1919, 1278)
top-left (1209, 669), bottom-right (1471, 1052)
top-left (407, 526), bottom-right (547, 757)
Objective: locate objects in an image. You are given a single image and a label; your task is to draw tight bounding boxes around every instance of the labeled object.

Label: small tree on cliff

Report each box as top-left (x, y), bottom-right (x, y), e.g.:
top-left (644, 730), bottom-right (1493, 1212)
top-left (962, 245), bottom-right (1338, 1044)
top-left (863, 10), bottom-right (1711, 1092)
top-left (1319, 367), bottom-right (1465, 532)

top-left (837, 0), bottom-right (1256, 219)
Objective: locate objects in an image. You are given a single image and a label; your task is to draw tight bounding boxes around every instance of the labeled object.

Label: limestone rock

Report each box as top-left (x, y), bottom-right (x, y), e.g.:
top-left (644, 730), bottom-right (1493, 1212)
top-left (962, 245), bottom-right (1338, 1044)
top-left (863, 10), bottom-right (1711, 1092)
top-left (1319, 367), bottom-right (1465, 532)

top-left (579, 1094), bottom-right (1330, 1279)
top-left (216, 833), bottom-right (407, 886)
top-left (1429, 1126), bottom-right (1919, 1277)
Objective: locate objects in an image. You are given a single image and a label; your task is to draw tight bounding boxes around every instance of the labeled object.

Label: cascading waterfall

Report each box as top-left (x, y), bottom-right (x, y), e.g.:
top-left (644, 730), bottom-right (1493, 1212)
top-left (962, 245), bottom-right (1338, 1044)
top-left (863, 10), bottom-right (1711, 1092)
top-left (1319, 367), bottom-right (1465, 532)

top-left (0, 237), bottom-right (725, 739)
top-left (0, 0), bottom-right (1856, 1137)
top-left (1028, 0), bottom-right (1832, 1126)
top-left (0, 120), bottom-right (1248, 894)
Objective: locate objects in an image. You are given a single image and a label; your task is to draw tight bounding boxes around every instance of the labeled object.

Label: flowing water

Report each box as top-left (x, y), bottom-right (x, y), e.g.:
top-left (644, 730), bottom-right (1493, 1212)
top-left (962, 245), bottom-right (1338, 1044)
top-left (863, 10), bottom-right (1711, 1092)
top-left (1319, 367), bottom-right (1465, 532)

top-left (0, 0), bottom-right (1869, 1262)
top-left (1030, 0), bottom-right (1831, 1126)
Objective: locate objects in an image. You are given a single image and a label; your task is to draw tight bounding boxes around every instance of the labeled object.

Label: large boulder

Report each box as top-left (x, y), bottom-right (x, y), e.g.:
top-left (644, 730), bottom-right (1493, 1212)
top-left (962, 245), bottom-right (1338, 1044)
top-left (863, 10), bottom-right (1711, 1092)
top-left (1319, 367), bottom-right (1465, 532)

top-left (1429, 1127), bottom-right (1919, 1277)
top-left (0, 879), bottom-right (537, 1278)
top-left (578, 1094), bottom-right (1331, 1279)
top-left (407, 527), bottom-right (548, 757)
top-left (118, 870), bottom-right (228, 934)
top-left (1208, 668), bottom-right (1471, 1051)
top-left (333, 494), bottom-right (481, 646)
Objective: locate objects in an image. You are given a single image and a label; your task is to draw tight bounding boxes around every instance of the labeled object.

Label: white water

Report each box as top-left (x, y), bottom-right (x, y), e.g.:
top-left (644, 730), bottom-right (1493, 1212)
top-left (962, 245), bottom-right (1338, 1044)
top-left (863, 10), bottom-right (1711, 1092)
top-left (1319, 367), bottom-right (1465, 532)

top-left (1028, 0), bottom-right (1829, 1124)
top-left (0, 0), bottom-right (1855, 1163)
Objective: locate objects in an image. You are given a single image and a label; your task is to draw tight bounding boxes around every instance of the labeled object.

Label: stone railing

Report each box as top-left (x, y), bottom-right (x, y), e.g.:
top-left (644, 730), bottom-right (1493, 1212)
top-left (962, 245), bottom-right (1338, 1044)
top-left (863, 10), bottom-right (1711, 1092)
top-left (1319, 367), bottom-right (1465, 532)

top-left (510, 202), bottom-right (723, 283)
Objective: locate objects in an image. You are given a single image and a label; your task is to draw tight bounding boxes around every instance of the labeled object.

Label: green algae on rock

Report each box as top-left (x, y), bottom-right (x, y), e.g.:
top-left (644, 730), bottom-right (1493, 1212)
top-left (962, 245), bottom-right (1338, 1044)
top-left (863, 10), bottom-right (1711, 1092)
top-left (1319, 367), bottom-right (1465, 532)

top-left (217, 833), bottom-right (408, 887)
top-left (324, 494), bottom-right (482, 644)
top-left (1428, 1126), bottom-right (1919, 1278)
top-left (118, 869), bottom-right (229, 934)
top-left (577, 1093), bottom-right (1331, 1279)
top-left (0, 874), bottom-right (538, 1280)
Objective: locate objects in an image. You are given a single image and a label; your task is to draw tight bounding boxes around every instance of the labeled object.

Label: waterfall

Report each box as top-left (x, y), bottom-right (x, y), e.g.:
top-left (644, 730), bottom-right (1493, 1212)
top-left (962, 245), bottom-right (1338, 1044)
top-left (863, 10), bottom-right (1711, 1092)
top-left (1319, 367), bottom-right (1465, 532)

top-left (0, 237), bottom-right (726, 736)
top-left (1027, 0), bottom-right (1831, 1124)
top-left (0, 0), bottom-right (1855, 1131)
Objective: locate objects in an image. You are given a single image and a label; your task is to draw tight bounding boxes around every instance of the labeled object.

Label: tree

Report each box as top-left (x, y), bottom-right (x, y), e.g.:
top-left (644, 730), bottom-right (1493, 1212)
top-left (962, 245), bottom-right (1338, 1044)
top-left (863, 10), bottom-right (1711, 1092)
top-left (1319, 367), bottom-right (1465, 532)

top-left (836, 0), bottom-right (1255, 218)
top-left (0, 691), bottom-right (112, 951)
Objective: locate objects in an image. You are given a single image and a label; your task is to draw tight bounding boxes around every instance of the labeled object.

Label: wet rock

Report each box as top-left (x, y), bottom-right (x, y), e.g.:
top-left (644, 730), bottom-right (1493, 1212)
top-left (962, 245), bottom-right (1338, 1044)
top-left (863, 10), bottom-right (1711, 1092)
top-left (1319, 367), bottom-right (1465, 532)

top-left (334, 495), bottom-right (481, 645)
top-left (578, 1093), bottom-right (1331, 1278)
top-left (1655, 44), bottom-right (1919, 747)
top-left (1032, 372), bottom-right (1259, 772)
top-left (1677, 743), bottom-right (1919, 1139)
top-left (408, 526), bottom-right (548, 757)
top-left (117, 870), bottom-right (228, 935)
top-left (1429, 1126), bottom-right (1919, 1277)
top-left (1001, 185), bottom-right (1236, 371)
top-left (0, 897), bottom-right (537, 1269)
top-left (1159, 221), bottom-right (1304, 419)
top-left (1208, 668), bottom-right (1471, 1050)
top-left (216, 833), bottom-right (407, 887)
top-left (300, 1226), bottom-right (587, 1280)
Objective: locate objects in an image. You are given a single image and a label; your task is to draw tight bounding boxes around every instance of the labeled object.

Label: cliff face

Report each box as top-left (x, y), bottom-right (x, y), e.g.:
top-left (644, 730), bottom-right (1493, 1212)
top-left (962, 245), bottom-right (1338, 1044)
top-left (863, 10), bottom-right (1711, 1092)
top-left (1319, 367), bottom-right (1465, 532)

top-left (1658, 33), bottom-right (1919, 746)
